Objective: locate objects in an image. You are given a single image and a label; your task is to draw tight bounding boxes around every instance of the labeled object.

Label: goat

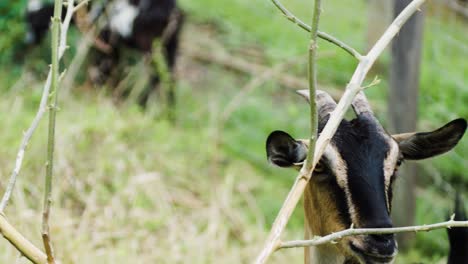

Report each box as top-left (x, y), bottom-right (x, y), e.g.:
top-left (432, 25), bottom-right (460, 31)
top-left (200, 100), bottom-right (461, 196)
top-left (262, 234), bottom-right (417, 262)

top-left (88, 0), bottom-right (184, 108)
top-left (25, 0), bottom-right (106, 46)
top-left (447, 192), bottom-right (468, 264)
top-left (25, 0), bottom-right (65, 45)
top-left (266, 90), bottom-right (467, 264)
top-left (24, 0), bottom-right (183, 109)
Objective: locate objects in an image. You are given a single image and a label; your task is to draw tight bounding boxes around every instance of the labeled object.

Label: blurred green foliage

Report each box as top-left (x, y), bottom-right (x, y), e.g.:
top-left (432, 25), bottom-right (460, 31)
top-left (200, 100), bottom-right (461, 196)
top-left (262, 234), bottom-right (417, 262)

top-left (0, 1), bottom-right (26, 62)
top-left (0, 1), bottom-right (27, 88)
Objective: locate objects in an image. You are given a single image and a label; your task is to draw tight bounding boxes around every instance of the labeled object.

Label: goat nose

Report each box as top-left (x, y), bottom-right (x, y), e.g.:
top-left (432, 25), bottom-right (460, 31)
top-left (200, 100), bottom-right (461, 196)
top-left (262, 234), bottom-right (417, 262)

top-left (369, 234), bottom-right (394, 244)
top-left (368, 234), bottom-right (396, 255)
top-left (362, 217), bottom-right (393, 230)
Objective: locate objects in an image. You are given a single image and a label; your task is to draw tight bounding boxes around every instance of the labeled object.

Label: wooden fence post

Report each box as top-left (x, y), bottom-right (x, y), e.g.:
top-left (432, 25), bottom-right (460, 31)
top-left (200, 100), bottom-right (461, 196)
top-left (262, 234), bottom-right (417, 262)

top-left (389, 0), bottom-right (425, 250)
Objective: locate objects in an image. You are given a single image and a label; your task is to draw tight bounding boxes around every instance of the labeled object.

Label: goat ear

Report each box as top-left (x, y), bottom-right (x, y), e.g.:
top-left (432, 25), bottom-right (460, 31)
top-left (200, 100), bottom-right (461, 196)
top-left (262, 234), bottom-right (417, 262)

top-left (393, 118), bottom-right (467, 160)
top-left (266, 131), bottom-right (308, 168)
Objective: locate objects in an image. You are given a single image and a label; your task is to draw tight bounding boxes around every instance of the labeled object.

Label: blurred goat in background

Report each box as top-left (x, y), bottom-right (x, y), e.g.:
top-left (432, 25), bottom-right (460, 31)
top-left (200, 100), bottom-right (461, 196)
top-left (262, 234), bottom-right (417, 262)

top-left (88, 0), bottom-right (184, 108)
top-left (24, 0), bottom-right (184, 109)
top-left (25, 0), bottom-right (59, 45)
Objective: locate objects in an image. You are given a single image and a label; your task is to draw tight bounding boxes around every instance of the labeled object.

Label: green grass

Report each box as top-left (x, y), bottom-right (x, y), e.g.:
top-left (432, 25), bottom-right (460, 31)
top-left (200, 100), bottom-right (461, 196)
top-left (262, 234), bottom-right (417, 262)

top-left (0, 0), bottom-right (467, 263)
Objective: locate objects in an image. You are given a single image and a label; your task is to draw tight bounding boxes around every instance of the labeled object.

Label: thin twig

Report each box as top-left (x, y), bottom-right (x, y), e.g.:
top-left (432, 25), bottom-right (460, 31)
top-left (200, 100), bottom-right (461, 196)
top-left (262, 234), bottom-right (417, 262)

top-left (0, 0), bottom-right (79, 263)
top-left (279, 219), bottom-right (468, 249)
top-left (255, 0), bottom-right (322, 261)
top-left (0, 214), bottom-right (47, 264)
top-left (255, 0), bottom-right (427, 263)
top-left (270, 0), bottom-right (363, 60)
top-left (42, 0), bottom-right (68, 263)
top-left (59, 0), bottom-right (75, 56)
top-left (304, 0), bottom-right (321, 171)
top-left (0, 73), bottom-right (51, 212)
top-left (0, 0), bottom-right (79, 212)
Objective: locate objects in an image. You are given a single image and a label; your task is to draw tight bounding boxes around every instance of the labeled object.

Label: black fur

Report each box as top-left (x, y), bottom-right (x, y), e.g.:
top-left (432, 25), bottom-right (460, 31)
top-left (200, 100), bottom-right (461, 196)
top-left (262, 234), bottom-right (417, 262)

top-left (265, 131), bottom-right (307, 167)
top-left (399, 119), bottom-right (467, 160)
top-left (25, 3), bottom-right (67, 45)
top-left (447, 193), bottom-right (468, 264)
top-left (330, 115), bottom-right (392, 229)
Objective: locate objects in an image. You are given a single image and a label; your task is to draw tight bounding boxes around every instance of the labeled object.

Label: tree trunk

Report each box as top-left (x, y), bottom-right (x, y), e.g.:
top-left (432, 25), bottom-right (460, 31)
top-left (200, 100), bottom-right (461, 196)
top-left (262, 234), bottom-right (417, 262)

top-left (389, 0), bottom-right (425, 250)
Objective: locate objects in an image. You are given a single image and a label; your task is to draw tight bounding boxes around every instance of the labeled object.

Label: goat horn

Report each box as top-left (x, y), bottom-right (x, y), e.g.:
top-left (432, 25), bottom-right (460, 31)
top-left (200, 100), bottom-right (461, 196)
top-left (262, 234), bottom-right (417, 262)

top-left (351, 91), bottom-right (374, 116)
top-left (296, 90), bottom-right (337, 120)
top-left (352, 91), bottom-right (385, 130)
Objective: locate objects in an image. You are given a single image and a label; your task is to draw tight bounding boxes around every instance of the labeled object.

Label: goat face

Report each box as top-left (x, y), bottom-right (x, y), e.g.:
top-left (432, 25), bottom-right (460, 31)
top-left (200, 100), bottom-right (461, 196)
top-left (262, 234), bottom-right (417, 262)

top-left (266, 90), bottom-right (467, 264)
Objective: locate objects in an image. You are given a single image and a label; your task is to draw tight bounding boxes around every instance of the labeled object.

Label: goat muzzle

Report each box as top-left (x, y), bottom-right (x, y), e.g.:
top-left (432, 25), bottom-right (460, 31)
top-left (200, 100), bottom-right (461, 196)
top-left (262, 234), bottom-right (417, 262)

top-left (350, 234), bottom-right (397, 264)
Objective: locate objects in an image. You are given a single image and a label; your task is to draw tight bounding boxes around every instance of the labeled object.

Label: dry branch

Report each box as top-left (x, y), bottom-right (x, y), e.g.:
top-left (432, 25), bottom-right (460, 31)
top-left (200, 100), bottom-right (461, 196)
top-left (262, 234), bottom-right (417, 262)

top-left (280, 219), bottom-right (468, 249)
top-left (0, 0), bottom-right (86, 262)
top-left (0, 0), bottom-right (85, 212)
top-left (254, 0), bottom-right (427, 263)
top-left (0, 214), bottom-right (47, 264)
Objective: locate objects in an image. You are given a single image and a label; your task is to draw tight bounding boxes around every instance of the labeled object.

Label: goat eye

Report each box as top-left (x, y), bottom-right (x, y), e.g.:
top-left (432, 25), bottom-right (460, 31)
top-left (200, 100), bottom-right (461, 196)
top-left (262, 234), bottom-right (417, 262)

top-left (314, 162), bottom-right (325, 173)
top-left (396, 158), bottom-right (403, 167)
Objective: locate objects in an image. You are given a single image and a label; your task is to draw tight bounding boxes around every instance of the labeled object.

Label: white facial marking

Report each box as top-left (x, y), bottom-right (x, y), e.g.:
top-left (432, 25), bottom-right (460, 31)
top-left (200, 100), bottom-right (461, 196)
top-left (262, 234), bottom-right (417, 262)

top-left (28, 0), bottom-right (43, 12)
top-left (109, 0), bottom-right (138, 38)
top-left (322, 144), bottom-right (359, 225)
top-left (383, 138), bottom-right (399, 210)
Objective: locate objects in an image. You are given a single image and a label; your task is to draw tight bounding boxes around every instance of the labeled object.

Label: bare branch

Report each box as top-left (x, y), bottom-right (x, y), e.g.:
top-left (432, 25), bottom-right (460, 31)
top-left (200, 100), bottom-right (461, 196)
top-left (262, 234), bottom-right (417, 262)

top-left (0, 214), bottom-right (47, 264)
top-left (270, 0), bottom-right (363, 60)
top-left (58, 0), bottom-right (76, 56)
top-left (42, 0), bottom-right (74, 263)
top-left (255, 0), bottom-right (323, 261)
top-left (280, 220), bottom-right (468, 249)
top-left (0, 73), bottom-right (51, 212)
top-left (255, 0), bottom-right (427, 263)
top-left (304, 0), bottom-right (321, 171)
top-left (0, 0), bottom-right (77, 212)
top-left (0, 1), bottom-right (77, 259)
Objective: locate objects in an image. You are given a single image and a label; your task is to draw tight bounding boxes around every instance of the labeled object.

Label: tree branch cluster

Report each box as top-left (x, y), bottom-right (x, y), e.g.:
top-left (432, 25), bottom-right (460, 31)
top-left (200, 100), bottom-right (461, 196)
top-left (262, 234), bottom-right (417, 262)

top-left (0, 0), bottom-right (89, 263)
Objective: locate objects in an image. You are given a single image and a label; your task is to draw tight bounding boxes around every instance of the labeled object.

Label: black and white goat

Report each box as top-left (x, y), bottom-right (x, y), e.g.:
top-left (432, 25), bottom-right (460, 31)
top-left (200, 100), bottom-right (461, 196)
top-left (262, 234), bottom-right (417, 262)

top-left (25, 0), bottom-right (63, 45)
top-left (24, 0), bottom-right (184, 109)
top-left (89, 0), bottom-right (184, 108)
top-left (266, 90), bottom-right (467, 264)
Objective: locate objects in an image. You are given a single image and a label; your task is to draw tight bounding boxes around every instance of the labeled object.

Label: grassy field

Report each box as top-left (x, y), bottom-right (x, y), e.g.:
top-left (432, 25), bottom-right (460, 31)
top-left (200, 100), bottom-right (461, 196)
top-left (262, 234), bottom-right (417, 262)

top-left (0, 0), bottom-right (467, 263)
